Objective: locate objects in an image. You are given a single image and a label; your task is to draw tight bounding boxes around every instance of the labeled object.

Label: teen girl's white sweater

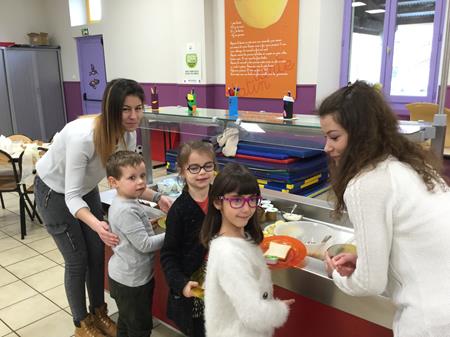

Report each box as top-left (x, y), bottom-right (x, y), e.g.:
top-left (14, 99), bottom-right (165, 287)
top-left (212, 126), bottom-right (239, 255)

top-left (36, 118), bottom-right (136, 216)
top-left (333, 157), bottom-right (450, 337)
top-left (204, 236), bottom-right (289, 337)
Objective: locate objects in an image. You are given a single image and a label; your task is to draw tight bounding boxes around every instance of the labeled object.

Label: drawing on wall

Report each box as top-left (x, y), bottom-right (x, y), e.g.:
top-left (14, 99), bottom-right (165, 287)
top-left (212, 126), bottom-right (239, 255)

top-left (234, 0), bottom-right (288, 29)
top-left (89, 64), bottom-right (98, 76)
top-left (89, 78), bottom-right (100, 89)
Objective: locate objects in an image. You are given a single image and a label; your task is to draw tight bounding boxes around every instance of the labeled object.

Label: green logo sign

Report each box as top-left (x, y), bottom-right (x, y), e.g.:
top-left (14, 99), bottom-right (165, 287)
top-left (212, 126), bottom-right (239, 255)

top-left (186, 53), bottom-right (198, 68)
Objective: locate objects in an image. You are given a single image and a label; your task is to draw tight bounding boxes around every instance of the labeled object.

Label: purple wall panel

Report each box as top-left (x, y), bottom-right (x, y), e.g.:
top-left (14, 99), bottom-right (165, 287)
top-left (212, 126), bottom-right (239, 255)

top-left (124, 83), bottom-right (316, 114)
top-left (65, 81), bottom-right (450, 121)
top-left (63, 81), bottom-right (83, 122)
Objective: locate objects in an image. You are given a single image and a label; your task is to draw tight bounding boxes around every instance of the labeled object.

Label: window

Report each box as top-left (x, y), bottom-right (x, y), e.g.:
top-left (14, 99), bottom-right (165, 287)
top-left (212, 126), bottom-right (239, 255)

top-left (341, 0), bottom-right (445, 105)
top-left (69, 0), bottom-right (102, 27)
top-left (87, 0), bottom-right (102, 22)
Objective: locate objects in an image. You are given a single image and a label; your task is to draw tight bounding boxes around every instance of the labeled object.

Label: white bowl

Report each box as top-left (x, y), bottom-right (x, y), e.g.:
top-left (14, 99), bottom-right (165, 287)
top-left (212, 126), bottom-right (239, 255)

top-left (274, 221), bottom-right (336, 259)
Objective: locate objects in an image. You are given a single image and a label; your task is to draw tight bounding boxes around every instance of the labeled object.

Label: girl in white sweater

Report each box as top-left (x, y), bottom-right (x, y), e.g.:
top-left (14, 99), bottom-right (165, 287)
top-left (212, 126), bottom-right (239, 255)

top-left (320, 81), bottom-right (450, 337)
top-left (200, 163), bottom-right (294, 337)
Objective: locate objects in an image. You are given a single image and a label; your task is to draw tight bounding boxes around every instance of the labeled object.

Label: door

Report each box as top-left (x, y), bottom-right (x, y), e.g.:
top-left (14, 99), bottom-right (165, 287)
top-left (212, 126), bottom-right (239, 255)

top-left (76, 35), bottom-right (107, 114)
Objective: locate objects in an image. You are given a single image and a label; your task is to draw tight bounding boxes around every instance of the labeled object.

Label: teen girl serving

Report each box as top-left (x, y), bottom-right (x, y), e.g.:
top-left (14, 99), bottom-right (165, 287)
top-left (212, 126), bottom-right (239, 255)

top-left (320, 81), bottom-right (450, 337)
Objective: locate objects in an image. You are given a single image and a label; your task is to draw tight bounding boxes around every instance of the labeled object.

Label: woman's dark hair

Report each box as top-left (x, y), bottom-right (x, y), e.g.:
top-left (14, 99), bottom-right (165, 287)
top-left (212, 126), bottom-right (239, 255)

top-left (200, 163), bottom-right (263, 247)
top-left (94, 78), bottom-right (145, 166)
top-left (319, 80), bottom-right (446, 216)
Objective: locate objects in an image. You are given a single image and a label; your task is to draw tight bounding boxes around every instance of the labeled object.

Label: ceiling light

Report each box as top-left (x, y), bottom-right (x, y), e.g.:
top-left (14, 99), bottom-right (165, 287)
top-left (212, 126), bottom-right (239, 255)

top-left (352, 2), bottom-right (367, 7)
top-left (365, 9), bottom-right (386, 14)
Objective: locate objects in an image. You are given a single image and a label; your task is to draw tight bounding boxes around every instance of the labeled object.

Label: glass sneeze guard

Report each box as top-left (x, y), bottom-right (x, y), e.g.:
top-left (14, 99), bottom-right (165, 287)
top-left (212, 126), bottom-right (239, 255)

top-left (139, 106), bottom-right (436, 182)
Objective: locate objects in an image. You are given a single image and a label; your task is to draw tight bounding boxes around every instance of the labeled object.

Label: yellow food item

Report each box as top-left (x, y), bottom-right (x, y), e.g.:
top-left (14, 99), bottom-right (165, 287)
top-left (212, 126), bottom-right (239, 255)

top-left (234, 0), bottom-right (288, 29)
top-left (264, 242), bottom-right (291, 260)
top-left (263, 221), bottom-right (285, 237)
top-left (191, 287), bottom-right (204, 299)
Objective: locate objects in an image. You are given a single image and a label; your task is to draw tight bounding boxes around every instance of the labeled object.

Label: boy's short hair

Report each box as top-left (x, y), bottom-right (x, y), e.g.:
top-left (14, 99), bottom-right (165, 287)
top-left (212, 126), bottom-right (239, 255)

top-left (106, 150), bottom-right (144, 179)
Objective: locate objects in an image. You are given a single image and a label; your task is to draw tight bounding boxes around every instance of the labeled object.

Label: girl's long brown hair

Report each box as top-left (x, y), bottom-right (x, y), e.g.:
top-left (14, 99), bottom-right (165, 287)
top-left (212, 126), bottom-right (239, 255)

top-left (319, 80), bottom-right (446, 216)
top-left (93, 79), bottom-right (145, 166)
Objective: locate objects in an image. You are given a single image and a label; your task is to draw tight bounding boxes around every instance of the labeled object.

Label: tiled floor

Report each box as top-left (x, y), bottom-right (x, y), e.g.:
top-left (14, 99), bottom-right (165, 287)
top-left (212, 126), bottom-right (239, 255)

top-left (0, 176), bottom-right (183, 337)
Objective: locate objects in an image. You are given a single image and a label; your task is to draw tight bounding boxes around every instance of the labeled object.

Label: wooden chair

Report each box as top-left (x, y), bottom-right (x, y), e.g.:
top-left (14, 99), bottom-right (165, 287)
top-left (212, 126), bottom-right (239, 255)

top-left (0, 149), bottom-right (42, 239)
top-left (405, 103), bottom-right (450, 156)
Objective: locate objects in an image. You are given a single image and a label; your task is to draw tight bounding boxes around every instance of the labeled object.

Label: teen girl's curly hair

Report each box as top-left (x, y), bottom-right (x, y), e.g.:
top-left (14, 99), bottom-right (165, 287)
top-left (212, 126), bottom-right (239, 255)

top-left (319, 80), bottom-right (446, 216)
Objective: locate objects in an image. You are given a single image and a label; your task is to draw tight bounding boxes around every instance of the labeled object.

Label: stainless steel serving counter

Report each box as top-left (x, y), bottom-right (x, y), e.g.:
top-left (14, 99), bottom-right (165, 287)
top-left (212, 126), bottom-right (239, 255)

top-left (261, 188), bottom-right (396, 329)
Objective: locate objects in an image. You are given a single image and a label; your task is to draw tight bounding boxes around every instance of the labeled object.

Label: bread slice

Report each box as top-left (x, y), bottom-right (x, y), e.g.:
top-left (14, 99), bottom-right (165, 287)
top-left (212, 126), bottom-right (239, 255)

top-left (264, 242), bottom-right (292, 261)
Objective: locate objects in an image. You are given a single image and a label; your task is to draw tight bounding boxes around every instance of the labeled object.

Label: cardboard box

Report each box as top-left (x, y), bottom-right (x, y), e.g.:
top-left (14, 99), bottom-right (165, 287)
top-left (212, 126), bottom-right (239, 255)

top-left (27, 32), bottom-right (49, 45)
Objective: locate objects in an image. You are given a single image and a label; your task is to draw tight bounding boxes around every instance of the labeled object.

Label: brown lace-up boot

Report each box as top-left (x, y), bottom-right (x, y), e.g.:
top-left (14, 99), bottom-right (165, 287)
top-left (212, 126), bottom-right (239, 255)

top-left (93, 303), bottom-right (117, 337)
top-left (75, 314), bottom-right (107, 337)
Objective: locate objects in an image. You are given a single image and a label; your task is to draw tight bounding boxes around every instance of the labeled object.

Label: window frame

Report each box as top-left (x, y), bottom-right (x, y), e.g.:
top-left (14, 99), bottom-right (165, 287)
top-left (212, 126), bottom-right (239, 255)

top-left (340, 0), bottom-right (446, 105)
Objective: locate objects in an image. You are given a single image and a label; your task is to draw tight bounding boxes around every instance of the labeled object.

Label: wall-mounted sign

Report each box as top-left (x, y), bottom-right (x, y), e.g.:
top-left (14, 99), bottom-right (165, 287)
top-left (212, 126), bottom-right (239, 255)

top-left (183, 43), bottom-right (201, 84)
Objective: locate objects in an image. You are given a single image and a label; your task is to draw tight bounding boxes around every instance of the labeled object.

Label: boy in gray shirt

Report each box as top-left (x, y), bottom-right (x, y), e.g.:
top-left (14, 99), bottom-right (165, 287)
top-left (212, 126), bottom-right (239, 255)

top-left (106, 151), bottom-right (165, 337)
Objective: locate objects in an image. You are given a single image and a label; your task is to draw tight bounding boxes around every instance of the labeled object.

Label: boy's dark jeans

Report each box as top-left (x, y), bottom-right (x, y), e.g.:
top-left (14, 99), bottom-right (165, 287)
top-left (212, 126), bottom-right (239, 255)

top-left (34, 175), bottom-right (105, 324)
top-left (109, 277), bottom-right (155, 337)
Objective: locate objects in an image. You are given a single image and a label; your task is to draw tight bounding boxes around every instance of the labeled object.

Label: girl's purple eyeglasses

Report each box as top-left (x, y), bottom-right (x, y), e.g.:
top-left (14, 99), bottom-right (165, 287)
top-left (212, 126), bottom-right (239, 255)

top-left (218, 196), bottom-right (261, 209)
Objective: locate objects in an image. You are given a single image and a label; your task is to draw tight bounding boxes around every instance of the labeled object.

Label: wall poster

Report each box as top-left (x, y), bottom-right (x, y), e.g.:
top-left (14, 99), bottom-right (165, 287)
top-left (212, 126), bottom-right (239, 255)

top-left (225, 0), bottom-right (299, 99)
top-left (183, 42), bottom-right (202, 84)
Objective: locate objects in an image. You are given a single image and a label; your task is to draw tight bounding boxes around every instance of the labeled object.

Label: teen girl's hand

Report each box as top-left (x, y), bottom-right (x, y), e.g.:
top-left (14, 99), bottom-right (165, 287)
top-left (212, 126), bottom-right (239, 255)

top-left (324, 251), bottom-right (336, 278)
top-left (158, 195), bottom-right (173, 213)
top-left (333, 253), bottom-right (357, 277)
top-left (182, 281), bottom-right (199, 298)
top-left (96, 220), bottom-right (120, 247)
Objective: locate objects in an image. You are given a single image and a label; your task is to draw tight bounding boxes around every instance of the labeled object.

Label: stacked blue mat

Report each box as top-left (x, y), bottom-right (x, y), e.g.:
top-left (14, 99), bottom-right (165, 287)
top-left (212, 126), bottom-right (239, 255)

top-left (165, 141), bottom-right (329, 197)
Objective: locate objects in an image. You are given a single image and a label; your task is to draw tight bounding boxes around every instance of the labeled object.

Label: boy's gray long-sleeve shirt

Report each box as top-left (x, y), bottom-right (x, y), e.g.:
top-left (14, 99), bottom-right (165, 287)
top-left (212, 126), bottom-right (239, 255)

top-left (108, 196), bottom-right (165, 287)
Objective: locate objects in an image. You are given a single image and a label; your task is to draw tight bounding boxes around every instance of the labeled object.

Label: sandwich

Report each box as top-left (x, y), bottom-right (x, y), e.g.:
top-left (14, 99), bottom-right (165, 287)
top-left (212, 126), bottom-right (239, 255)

top-left (264, 242), bottom-right (292, 261)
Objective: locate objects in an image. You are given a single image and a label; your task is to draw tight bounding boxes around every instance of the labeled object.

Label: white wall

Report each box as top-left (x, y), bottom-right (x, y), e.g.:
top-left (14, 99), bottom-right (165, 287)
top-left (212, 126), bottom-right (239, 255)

top-left (315, 0), bottom-right (345, 102)
top-left (43, 0), bottom-right (207, 84)
top-left (41, 0), bottom-right (344, 97)
top-left (0, 0), bottom-right (50, 44)
top-left (0, 0), bottom-right (343, 101)
top-left (3, 0), bottom-right (450, 105)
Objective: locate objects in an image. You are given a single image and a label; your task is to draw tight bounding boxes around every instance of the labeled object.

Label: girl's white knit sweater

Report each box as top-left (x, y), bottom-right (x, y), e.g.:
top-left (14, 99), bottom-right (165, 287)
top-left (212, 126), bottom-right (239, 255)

top-left (204, 236), bottom-right (289, 337)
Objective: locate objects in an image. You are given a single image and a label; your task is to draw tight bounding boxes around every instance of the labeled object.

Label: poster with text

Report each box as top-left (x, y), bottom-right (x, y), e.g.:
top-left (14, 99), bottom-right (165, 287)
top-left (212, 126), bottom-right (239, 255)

top-left (183, 43), bottom-right (202, 84)
top-left (225, 0), bottom-right (299, 99)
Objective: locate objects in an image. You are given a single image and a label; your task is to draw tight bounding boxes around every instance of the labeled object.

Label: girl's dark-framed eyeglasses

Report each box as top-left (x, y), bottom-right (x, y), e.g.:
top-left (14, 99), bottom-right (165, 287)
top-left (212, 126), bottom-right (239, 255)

top-left (186, 161), bottom-right (215, 174)
top-left (219, 195), bottom-right (262, 209)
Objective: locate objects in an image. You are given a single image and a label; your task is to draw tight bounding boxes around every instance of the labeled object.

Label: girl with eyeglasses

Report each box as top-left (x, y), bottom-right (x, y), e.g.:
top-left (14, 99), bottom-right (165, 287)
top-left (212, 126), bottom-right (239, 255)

top-left (161, 140), bottom-right (216, 337)
top-left (200, 163), bottom-right (294, 337)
